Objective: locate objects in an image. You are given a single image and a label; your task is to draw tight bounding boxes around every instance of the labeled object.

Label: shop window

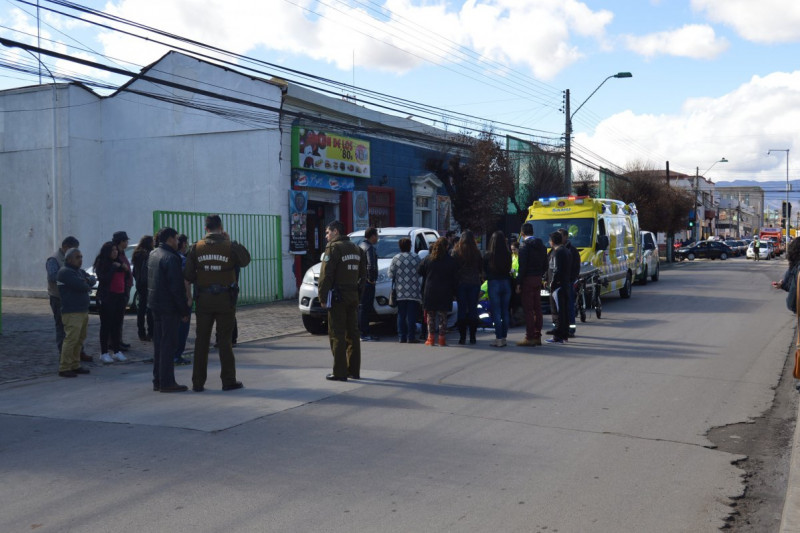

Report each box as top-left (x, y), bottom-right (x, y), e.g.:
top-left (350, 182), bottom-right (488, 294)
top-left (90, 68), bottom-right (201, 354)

top-left (368, 186), bottom-right (395, 228)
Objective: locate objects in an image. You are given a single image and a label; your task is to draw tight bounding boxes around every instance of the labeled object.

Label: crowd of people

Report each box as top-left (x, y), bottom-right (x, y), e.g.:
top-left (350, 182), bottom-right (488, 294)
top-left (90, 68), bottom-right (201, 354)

top-left (316, 221), bottom-right (585, 382)
top-left (46, 215), bottom-right (251, 393)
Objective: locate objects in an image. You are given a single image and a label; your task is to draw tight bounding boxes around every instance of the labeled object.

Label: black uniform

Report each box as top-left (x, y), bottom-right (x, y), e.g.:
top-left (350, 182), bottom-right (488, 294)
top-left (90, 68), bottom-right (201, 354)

top-left (549, 245), bottom-right (572, 342)
top-left (318, 235), bottom-right (366, 379)
top-left (184, 232), bottom-right (251, 390)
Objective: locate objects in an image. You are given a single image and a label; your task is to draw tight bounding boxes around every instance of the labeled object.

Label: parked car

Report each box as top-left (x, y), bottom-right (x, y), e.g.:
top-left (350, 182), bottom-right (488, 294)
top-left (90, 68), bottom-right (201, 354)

top-left (746, 240), bottom-right (774, 260)
top-left (723, 240), bottom-right (744, 256)
top-left (636, 230), bottom-right (660, 284)
top-left (85, 244), bottom-right (138, 311)
top-left (674, 240), bottom-right (733, 261)
top-left (298, 227), bottom-right (440, 335)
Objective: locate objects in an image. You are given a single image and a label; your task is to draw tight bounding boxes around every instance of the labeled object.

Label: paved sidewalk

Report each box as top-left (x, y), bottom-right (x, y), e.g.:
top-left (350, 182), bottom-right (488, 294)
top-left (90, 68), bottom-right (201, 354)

top-left (0, 296), bottom-right (305, 384)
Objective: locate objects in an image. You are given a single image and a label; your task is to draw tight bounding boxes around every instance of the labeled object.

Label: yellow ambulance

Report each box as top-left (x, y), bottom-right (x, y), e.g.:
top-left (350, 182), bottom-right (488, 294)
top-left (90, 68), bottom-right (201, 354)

top-left (524, 196), bottom-right (640, 298)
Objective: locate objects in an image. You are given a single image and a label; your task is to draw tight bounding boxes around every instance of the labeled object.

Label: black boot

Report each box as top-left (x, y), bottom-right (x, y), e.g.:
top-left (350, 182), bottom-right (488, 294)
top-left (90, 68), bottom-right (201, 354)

top-left (468, 318), bottom-right (478, 345)
top-left (458, 320), bottom-right (466, 345)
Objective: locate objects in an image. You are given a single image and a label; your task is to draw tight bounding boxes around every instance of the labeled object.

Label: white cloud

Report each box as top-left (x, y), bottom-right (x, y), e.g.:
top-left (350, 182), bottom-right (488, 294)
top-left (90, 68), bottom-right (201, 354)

top-left (577, 71), bottom-right (800, 181)
top-left (93, 0), bottom-right (613, 80)
top-left (693, 0), bottom-right (800, 44)
top-left (624, 24), bottom-right (728, 59)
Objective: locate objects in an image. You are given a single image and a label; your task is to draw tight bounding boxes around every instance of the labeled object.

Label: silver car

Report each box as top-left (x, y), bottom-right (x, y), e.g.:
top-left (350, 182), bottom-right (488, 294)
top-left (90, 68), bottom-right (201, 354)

top-left (298, 227), bottom-right (440, 334)
top-left (637, 231), bottom-right (660, 284)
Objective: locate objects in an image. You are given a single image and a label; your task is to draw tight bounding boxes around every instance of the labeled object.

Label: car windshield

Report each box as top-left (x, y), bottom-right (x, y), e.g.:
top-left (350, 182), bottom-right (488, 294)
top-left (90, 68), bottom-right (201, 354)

top-left (530, 218), bottom-right (595, 249)
top-left (370, 236), bottom-right (407, 259)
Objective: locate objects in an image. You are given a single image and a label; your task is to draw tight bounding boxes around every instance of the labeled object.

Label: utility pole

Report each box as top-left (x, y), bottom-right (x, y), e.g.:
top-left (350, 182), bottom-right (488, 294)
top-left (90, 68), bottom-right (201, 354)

top-left (564, 89), bottom-right (571, 196)
top-left (694, 167), bottom-right (700, 242)
top-left (666, 161), bottom-right (673, 262)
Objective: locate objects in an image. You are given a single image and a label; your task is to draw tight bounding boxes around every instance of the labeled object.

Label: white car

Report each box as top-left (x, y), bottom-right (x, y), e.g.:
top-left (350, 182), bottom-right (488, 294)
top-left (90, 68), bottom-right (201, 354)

top-left (298, 227), bottom-right (440, 334)
top-left (746, 240), bottom-right (774, 260)
top-left (636, 230), bottom-right (660, 284)
top-left (85, 244), bottom-right (138, 311)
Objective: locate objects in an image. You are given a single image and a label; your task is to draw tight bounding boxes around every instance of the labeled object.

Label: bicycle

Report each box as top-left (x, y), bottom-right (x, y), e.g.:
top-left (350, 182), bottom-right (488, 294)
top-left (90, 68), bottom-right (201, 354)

top-left (575, 268), bottom-right (605, 322)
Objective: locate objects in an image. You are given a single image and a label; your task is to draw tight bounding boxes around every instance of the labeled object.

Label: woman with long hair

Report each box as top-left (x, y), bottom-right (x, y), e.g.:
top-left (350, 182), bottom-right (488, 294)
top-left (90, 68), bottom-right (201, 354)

top-left (484, 231), bottom-right (513, 347)
top-left (418, 237), bottom-right (459, 346)
top-left (388, 237), bottom-right (422, 343)
top-left (132, 235), bottom-right (154, 342)
top-left (452, 230), bottom-right (483, 344)
top-left (94, 241), bottom-right (128, 363)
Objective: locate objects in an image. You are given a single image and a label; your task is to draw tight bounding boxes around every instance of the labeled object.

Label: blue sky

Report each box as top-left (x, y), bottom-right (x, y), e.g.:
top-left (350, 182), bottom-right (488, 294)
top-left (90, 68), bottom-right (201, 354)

top-left (2, 0), bottom-right (800, 186)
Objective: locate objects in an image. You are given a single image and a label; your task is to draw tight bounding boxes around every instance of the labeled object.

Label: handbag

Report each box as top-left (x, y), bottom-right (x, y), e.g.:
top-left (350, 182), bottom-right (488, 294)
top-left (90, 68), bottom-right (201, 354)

top-left (794, 271), bottom-right (800, 379)
top-left (389, 281), bottom-right (398, 308)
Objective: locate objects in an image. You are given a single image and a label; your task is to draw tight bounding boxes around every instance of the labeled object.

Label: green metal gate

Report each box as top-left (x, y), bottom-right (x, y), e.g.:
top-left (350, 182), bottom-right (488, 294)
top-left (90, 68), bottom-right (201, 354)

top-left (153, 210), bottom-right (283, 305)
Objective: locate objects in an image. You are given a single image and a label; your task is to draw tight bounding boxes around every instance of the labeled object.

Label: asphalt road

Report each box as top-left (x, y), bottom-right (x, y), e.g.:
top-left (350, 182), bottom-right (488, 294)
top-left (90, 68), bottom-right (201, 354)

top-left (0, 256), bottom-right (794, 532)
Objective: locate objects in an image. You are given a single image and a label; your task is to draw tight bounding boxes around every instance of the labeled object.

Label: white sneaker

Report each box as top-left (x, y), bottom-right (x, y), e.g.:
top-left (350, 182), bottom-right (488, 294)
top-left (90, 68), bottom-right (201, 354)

top-left (113, 351), bottom-right (127, 362)
top-left (101, 352), bottom-right (114, 364)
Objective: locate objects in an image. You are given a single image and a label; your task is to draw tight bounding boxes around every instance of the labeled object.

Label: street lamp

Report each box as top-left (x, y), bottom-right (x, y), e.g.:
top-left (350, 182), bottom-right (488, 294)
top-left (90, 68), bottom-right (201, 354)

top-left (564, 72), bottom-right (632, 195)
top-left (768, 149), bottom-right (790, 237)
top-left (694, 158), bottom-right (727, 241)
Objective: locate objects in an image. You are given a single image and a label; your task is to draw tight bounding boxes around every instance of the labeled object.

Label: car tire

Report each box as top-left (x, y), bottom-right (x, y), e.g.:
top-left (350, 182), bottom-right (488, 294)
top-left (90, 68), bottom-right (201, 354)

top-left (720, 253), bottom-right (728, 260)
top-left (651, 264), bottom-right (659, 282)
top-left (302, 314), bottom-right (328, 335)
top-left (619, 272), bottom-right (632, 299)
top-left (688, 253), bottom-right (696, 261)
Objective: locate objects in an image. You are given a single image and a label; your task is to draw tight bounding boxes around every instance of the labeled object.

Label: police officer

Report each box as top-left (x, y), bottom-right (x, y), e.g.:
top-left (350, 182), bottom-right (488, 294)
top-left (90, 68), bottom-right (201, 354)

top-left (318, 220), bottom-right (366, 382)
top-left (184, 214), bottom-right (251, 392)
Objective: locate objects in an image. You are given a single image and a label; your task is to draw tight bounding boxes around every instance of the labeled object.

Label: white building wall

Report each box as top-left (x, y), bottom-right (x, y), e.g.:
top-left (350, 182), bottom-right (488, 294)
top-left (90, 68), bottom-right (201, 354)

top-left (1, 52), bottom-right (294, 298)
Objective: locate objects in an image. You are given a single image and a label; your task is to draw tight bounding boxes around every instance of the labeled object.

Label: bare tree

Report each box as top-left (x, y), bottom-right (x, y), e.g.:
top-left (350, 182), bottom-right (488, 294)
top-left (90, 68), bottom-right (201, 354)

top-left (427, 131), bottom-right (515, 235)
top-left (507, 141), bottom-right (564, 223)
top-left (609, 161), bottom-right (693, 236)
top-left (574, 169), bottom-right (598, 197)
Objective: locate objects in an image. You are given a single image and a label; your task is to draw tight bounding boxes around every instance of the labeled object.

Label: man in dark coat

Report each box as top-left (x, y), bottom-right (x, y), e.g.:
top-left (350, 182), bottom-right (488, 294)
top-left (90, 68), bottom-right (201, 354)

top-left (559, 228), bottom-right (581, 338)
top-left (547, 231), bottom-right (571, 344)
top-left (147, 227), bottom-right (191, 393)
top-left (516, 223), bottom-right (548, 346)
top-left (358, 227), bottom-right (379, 341)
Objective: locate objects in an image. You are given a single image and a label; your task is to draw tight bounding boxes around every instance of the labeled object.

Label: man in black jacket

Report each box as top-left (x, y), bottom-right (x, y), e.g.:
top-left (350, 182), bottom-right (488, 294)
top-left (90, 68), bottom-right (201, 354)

top-left (147, 227), bottom-right (191, 393)
top-left (547, 231), bottom-right (571, 344)
top-left (358, 227), bottom-right (379, 341)
top-left (516, 223), bottom-right (548, 346)
top-left (559, 228), bottom-right (581, 338)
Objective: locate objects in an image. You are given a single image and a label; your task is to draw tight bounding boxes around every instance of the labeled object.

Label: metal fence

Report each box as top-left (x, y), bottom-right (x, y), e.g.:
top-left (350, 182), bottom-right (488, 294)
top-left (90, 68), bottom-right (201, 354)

top-left (152, 210), bottom-right (283, 305)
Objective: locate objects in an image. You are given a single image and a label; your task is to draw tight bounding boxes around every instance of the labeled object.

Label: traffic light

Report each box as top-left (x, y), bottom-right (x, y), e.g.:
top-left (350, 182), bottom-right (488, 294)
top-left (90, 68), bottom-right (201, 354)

top-left (789, 202), bottom-right (793, 222)
top-left (783, 201), bottom-right (788, 217)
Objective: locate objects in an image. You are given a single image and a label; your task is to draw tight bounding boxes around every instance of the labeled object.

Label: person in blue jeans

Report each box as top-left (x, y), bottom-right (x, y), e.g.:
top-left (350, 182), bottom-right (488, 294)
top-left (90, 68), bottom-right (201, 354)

top-left (483, 231), bottom-right (513, 347)
top-left (387, 237), bottom-right (422, 343)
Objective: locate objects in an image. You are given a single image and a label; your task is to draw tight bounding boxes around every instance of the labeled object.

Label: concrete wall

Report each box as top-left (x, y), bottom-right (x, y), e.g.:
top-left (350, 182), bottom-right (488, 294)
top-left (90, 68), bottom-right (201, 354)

top-left (1, 53), bottom-right (292, 298)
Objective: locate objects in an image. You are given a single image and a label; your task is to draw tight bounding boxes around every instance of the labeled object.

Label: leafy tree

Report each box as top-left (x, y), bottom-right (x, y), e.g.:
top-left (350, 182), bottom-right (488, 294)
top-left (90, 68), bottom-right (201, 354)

top-left (427, 131), bottom-right (515, 235)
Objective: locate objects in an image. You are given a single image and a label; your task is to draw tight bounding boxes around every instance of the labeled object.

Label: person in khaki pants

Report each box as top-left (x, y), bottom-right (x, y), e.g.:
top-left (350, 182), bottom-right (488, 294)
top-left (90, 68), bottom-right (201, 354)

top-left (56, 248), bottom-right (94, 377)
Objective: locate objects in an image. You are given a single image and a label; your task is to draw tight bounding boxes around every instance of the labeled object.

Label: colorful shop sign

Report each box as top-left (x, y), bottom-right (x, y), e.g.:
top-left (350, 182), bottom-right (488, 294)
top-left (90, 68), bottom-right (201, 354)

top-left (292, 169), bottom-right (354, 192)
top-left (291, 126), bottom-right (371, 179)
